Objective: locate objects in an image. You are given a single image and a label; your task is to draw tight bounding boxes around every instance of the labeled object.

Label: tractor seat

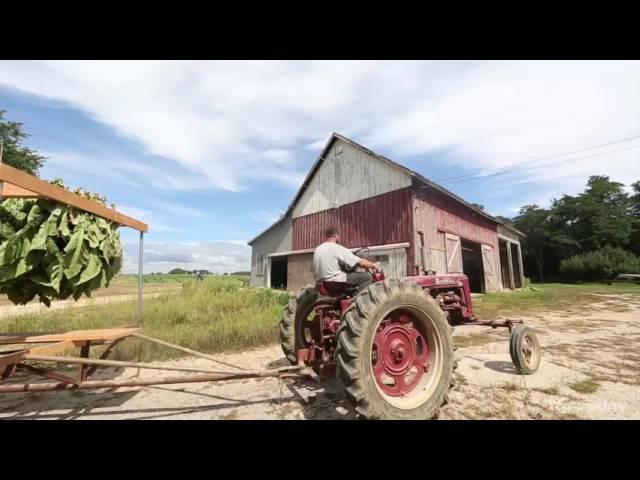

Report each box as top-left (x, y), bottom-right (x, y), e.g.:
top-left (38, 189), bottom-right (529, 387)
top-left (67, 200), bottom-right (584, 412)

top-left (317, 281), bottom-right (358, 298)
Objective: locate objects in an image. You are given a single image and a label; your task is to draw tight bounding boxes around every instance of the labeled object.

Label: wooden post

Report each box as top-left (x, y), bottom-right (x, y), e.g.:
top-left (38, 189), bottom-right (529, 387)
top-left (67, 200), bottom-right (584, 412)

top-left (506, 241), bottom-right (515, 290)
top-left (516, 242), bottom-right (525, 287)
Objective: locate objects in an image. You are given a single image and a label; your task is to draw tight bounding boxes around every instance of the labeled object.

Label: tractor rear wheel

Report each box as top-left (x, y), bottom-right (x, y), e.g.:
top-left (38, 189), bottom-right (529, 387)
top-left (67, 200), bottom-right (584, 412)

top-left (336, 280), bottom-right (454, 420)
top-left (279, 285), bottom-right (318, 365)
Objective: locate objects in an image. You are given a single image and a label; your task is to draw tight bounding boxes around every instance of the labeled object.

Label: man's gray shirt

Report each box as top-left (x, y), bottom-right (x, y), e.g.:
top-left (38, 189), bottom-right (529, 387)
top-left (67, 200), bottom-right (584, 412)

top-left (313, 242), bottom-right (360, 282)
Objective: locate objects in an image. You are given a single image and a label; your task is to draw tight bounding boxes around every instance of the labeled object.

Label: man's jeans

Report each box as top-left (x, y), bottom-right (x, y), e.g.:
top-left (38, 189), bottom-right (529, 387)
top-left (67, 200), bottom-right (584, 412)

top-left (346, 272), bottom-right (373, 293)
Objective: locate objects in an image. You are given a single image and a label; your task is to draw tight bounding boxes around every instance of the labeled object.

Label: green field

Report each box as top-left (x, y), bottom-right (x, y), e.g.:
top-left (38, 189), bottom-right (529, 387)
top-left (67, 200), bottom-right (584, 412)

top-left (0, 275), bottom-right (285, 361)
top-left (1, 277), bottom-right (638, 362)
top-left (473, 282), bottom-right (640, 319)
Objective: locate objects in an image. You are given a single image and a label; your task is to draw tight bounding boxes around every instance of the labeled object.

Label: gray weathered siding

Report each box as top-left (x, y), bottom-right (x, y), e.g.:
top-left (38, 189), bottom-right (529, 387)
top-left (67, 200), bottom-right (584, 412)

top-left (250, 216), bottom-right (292, 287)
top-left (292, 139), bottom-right (411, 218)
top-left (497, 225), bottom-right (525, 288)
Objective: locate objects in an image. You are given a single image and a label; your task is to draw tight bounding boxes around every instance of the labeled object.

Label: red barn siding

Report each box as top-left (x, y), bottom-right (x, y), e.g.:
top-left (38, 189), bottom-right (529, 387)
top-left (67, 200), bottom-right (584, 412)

top-left (292, 188), bottom-right (414, 272)
top-left (414, 188), bottom-right (498, 249)
top-left (292, 188), bottom-right (413, 249)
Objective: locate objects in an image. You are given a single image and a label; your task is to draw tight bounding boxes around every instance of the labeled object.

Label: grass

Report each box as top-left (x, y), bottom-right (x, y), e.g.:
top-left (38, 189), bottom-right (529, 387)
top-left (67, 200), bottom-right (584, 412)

top-left (0, 276), bottom-right (289, 362)
top-left (453, 333), bottom-right (499, 348)
top-left (569, 378), bottom-right (600, 394)
top-left (532, 386), bottom-right (560, 395)
top-left (499, 381), bottom-right (522, 391)
top-left (473, 282), bottom-right (640, 319)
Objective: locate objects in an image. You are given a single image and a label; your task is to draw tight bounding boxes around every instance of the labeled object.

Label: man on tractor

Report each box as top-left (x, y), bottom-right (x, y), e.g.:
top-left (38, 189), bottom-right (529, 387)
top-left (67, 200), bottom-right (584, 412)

top-left (313, 226), bottom-right (380, 293)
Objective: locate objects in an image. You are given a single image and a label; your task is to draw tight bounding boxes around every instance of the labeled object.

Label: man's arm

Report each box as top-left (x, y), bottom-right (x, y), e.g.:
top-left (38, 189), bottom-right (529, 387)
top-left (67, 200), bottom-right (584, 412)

top-left (357, 257), bottom-right (379, 271)
top-left (338, 246), bottom-right (379, 271)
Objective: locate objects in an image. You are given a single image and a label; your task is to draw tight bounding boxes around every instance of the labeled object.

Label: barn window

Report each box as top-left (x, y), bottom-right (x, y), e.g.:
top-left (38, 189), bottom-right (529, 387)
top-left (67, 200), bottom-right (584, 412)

top-left (256, 253), bottom-right (265, 276)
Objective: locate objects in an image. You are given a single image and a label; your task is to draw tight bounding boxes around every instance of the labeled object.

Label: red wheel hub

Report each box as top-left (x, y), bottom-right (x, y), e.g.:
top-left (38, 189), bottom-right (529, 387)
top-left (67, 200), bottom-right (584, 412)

top-left (372, 311), bottom-right (429, 397)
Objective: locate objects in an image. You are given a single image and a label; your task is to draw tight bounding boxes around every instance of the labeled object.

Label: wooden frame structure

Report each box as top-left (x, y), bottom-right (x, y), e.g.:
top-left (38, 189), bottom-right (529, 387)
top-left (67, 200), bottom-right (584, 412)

top-left (0, 155), bottom-right (303, 393)
top-left (0, 328), bottom-right (301, 393)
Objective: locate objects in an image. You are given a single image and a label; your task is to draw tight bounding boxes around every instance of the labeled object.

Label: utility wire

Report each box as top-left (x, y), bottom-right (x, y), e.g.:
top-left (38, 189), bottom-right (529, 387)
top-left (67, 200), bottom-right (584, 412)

top-left (433, 134), bottom-right (640, 184)
top-left (440, 143), bottom-right (640, 186)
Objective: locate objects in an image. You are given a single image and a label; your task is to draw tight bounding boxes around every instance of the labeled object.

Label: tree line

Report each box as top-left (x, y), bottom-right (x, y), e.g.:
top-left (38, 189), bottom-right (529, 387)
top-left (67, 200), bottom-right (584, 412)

top-left (505, 175), bottom-right (640, 282)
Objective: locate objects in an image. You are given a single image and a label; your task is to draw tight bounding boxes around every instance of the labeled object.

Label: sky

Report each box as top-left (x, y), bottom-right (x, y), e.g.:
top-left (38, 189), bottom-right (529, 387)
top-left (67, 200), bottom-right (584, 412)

top-left (1, 60), bottom-right (639, 274)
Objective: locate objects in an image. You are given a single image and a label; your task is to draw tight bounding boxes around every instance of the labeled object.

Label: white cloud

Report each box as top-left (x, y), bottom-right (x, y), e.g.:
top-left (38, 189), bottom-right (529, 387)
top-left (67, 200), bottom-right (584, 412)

top-left (123, 241), bottom-right (250, 274)
top-left (1, 60), bottom-right (639, 209)
top-left (117, 205), bottom-right (176, 232)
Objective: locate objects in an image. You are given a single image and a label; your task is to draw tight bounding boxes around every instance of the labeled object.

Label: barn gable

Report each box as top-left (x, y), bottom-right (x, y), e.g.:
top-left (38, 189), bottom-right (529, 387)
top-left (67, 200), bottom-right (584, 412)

top-left (292, 137), bottom-right (412, 218)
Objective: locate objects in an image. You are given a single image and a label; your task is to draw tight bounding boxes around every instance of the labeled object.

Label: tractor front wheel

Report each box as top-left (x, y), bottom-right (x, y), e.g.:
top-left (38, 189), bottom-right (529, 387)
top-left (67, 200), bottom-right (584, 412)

top-left (336, 280), bottom-right (454, 420)
top-left (509, 325), bottom-right (541, 374)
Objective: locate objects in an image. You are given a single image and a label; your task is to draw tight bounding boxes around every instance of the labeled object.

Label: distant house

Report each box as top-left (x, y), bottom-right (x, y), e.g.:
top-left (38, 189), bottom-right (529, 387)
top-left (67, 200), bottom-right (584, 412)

top-left (248, 133), bottom-right (525, 293)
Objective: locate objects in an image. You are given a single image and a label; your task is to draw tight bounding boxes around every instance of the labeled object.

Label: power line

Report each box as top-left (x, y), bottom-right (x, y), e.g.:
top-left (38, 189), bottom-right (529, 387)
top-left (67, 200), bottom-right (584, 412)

top-left (440, 143), bottom-right (640, 186)
top-left (433, 133), bottom-right (640, 184)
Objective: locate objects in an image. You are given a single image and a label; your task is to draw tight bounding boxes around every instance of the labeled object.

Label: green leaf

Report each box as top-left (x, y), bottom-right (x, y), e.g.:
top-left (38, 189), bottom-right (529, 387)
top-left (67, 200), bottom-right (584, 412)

top-left (63, 227), bottom-right (89, 279)
top-left (45, 257), bottom-right (64, 294)
top-left (26, 204), bottom-right (45, 226)
top-left (30, 223), bottom-right (49, 252)
top-left (58, 210), bottom-right (71, 236)
top-left (0, 185), bottom-right (122, 306)
top-left (75, 255), bottom-right (101, 286)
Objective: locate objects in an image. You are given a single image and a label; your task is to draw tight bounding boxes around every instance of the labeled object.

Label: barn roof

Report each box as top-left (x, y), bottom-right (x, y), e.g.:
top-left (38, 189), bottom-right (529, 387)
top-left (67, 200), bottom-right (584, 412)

top-left (248, 133), bottom-right (524, 245)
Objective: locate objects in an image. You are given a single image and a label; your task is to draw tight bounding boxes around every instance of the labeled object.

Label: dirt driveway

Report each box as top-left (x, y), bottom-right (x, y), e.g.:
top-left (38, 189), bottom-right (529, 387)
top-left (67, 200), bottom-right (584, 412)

top-left (1, 294), bottom-right (639, 420)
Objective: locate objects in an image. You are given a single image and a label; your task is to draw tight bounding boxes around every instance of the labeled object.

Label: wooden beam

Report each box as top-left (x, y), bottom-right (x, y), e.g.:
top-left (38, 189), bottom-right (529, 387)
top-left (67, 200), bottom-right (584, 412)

top-left (1, 181), bottom-right (41, 198)
top-left (0, 163), bottom-right (148, 232)
top-left (0, 328), bottom-right (140, 345)
top-left (0, 340), bottom-right (80, 367)
top-left (16, 364), bottom-right (79, 385)
top-left (0, 351), bottom-right (27, 368)
top-left (29, 340), bottom-right (78, 356)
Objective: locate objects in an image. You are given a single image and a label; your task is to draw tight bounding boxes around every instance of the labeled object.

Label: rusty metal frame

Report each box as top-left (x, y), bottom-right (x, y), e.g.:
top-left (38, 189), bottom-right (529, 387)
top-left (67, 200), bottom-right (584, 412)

top-left (0, 327), bottom-right (304, 393)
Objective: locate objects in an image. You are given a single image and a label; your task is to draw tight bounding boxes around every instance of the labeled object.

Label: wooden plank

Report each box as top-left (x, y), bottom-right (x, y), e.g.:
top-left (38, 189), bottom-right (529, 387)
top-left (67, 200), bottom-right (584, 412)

top-left (1, 340), bottom-right (81, 367)
top-left (1, 181), bottom-right (41, 198)
top-left (16, 364), bottom-right (79, 385)
top-left (0, 328), bottom-right (140, 345)
top-left (28, 340), bottom-right (78, 356)
top-left (0, 351), bottom-right (27, 368)
top-left (482, 245), bottom-right (499, 292)
top-left (0, 163), bottom-right (148, 232)
top-left (445, 234), bottom-right (463, 273)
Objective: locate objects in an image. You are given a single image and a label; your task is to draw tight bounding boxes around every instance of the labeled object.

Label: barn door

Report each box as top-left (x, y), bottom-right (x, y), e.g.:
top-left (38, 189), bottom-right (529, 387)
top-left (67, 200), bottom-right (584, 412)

top-left (482, 245), bottom-right (499, 292)
top-left (445, 233), bottom-right (463, 273)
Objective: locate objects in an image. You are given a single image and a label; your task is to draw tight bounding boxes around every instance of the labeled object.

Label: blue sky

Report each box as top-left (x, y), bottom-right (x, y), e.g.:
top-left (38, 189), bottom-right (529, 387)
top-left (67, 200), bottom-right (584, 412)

top-left (1, 61), bottom-right (639, 273)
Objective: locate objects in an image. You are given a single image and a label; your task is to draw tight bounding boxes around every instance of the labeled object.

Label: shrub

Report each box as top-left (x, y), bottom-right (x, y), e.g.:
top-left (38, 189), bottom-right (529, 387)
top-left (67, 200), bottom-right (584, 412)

top-left (560, 246), bottom-right (640, 282)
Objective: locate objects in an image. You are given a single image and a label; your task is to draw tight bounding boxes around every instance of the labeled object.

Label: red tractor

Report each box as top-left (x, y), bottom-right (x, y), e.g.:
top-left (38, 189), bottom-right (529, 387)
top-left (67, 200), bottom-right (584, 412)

top-left (279, 247), bottom-right (541, 420)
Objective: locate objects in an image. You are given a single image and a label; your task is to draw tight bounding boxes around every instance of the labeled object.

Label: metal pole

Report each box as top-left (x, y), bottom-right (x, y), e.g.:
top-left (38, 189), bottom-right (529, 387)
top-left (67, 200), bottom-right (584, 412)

top-left (137, 231), bottom-right (144, 325)
top-left (135, 231), bottom-right (144, 374)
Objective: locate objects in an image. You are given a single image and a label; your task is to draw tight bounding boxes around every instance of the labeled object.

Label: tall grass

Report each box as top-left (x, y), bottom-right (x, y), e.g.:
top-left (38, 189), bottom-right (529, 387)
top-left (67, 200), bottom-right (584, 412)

top-left (0, 277), bottom-right (289, 361)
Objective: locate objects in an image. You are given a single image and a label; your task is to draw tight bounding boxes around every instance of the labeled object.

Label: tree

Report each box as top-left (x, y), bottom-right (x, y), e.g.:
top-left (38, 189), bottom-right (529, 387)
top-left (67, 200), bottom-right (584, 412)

top-left (495, 215), bottom-right (514, 226)
top-left (630, 181), bottom-right (640, 256)
top-left (512, 205), bottom-right (552, 281)
top-left (550, 176), bottom-right (633, 253)
top-left (0, 110), bottom-right (46, 175)
top-left (169, 268), bottom-right (190, 275)
top-left (470, 203), bottom-right (485, 211)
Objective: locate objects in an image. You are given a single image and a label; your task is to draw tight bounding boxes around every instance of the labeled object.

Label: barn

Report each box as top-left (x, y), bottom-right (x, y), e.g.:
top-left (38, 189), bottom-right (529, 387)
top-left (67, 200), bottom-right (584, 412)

top-left (248, 133), bottom-right (525, 293)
